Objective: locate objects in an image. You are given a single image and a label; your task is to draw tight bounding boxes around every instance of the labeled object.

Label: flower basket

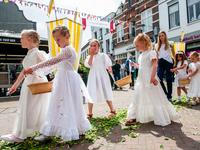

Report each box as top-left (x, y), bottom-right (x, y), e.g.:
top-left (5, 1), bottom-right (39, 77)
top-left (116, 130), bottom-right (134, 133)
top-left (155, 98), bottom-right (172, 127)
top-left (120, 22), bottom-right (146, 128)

top-left (178, 79), bottom-right (190, 84)
top-left (114, 75), bottom-right (132, 88)
top-left (27, 81), bottom-right (53, 95)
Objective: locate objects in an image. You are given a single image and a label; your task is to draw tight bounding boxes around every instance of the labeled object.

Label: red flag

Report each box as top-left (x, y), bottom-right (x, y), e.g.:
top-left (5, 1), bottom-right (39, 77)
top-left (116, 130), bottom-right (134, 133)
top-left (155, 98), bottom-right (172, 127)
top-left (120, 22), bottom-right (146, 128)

top-left (82, 18), bottom-right (86, 31)
top-left (110, 22), bottom-right (114, 33)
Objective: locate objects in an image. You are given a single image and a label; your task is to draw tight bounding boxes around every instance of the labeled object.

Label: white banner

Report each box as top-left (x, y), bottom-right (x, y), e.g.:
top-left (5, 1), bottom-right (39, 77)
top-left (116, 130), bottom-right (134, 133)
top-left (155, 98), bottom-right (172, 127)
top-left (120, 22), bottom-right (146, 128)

top-left (86, 20), bottom-right (110, 28)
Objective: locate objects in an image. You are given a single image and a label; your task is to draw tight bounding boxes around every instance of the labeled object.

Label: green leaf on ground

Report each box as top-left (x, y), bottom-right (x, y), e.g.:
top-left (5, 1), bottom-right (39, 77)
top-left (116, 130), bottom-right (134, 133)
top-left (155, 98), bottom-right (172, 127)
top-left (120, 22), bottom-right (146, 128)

top-left (160, 145), bottom-right (164, 149)
top-left (164, 137), bottom-right (169, 141)
top-left (99, 144), bottom-right (104, 146)
top-left (121, 137), bottom-right (125, 142)
top-left (193, 132), bottom-right (197, 135)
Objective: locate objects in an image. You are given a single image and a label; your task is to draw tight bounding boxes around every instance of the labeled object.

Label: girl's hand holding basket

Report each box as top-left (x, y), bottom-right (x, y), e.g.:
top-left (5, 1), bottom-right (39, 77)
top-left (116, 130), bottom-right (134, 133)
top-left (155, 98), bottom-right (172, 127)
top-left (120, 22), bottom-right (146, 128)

top-left (150, 77), bottom-right (158, 86)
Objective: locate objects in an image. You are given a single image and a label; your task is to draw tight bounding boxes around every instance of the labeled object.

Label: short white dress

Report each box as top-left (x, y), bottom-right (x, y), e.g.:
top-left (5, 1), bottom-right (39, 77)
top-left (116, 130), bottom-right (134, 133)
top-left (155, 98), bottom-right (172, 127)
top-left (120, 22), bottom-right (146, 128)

top-left (127, 50), bottom-right (179, 126)
top-left (187, 62), bottom-right (200, 97)
top-left (84, 53), bottom-right (113, 103)
top-left (174, 60), bottom-right (188, 87)
top-left (12, 48), bottom-right (50, 139)
top-left (31, 45), bottom-right (92, 141)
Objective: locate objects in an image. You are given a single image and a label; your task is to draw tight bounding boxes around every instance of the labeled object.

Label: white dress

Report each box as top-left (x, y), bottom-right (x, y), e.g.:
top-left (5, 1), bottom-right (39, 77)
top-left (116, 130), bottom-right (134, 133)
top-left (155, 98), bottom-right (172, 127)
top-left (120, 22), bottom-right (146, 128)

top-left (84, 53), bottom-right (113, 103)
top-left (31, 45), bottom-right (92, 141)
top-left (187, 62), bottom-right (200, 97)
top-left (12, 48), bottom-right (50, 139)
top-left (127, 50), bottom-right (179, 126)
top-left (174, 60), bottom-right (188, 87)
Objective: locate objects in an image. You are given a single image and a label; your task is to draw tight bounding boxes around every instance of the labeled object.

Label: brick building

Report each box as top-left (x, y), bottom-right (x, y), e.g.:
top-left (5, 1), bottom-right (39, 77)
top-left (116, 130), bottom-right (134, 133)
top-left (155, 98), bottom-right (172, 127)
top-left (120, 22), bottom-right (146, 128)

top-left (113, 0), bottom-right (159, 62)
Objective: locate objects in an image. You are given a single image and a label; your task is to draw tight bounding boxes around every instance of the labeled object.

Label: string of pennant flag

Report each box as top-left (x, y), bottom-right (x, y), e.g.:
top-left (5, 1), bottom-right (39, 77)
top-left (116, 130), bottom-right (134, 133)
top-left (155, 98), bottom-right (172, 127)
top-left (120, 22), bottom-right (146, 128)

top-left (1, 0), bottom-right (135, 27)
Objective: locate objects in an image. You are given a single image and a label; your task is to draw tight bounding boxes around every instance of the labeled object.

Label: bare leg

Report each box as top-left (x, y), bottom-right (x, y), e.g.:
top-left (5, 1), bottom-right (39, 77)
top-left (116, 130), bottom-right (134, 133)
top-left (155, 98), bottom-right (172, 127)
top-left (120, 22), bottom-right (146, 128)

top-left (181, 87), bottom-right (187, 94)
top-left (106, 101), bottom-right (115, 112)
top-left (88, 103), bottom-right (93, 115)
top-left (177, 87), bottom-right (181, 96)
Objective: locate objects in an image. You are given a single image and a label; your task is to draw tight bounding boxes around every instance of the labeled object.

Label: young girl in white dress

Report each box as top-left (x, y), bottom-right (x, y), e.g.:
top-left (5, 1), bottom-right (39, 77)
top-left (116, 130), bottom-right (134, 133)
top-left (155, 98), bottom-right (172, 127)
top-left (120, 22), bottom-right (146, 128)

top-left (126, 33), bottom-right (179, 126)
top-left (170, 51), bottom-right (189, 102)
top-left (84, 39), bottom-right (116, 119)
top-left (185, 51), bottom-right (200, 106)
top-left (1, 30), bottom-right (50, 142)
top-left (25, 25), bottom-right (92, 141)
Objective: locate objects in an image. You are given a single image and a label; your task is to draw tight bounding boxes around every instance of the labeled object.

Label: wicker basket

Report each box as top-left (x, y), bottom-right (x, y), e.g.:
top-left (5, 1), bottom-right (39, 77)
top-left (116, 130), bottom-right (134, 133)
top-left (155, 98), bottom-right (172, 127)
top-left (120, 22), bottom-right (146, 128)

top-left (178, 79), bottom-right (190, 84)
top-left (27, 81), bottom-right (53, 95)
top-left (114, 75), bottom-right (132, 88)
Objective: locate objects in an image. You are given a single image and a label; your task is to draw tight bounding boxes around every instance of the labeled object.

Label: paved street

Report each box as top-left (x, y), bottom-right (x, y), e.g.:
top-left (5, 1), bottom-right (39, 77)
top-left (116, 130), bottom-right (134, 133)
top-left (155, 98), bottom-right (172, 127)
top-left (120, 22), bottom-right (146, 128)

top-left (0, 85), bottom-right (200, 150)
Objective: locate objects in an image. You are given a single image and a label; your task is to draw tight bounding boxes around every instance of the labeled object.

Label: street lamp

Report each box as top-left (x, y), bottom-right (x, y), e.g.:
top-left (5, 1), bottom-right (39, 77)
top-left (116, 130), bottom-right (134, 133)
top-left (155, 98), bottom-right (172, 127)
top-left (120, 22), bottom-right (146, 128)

top-left (154, 25), bottom-right (160, 43)
top-left (137, 24), bottom-right (145, 33)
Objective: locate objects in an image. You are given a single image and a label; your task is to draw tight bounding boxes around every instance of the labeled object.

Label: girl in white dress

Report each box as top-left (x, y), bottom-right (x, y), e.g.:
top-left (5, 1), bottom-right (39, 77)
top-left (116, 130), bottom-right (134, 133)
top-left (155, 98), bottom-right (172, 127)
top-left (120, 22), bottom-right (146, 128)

top-left (84, 39), bottom-right (116, 119)
top-left (170, 51), bottom-right (189, 102)
top-left (25, 25), bottom-right (92, 141)
top-left (126, 33), bottom-right (179, 126)
top-left (185, 51), bottom-right (200, 106)
top-left (1, 30), bottom-right (50, 142)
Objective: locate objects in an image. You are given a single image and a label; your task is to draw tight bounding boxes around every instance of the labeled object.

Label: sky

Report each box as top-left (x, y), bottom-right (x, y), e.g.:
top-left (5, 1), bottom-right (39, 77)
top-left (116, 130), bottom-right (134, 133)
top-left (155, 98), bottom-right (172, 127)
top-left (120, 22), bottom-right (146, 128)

top-left (14, 0), bottom-right (125, 46)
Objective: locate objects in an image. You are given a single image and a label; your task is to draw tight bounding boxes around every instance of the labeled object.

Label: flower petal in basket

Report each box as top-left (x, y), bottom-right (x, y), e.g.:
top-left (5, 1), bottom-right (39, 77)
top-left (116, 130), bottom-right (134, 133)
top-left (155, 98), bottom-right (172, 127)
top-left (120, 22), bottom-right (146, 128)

top-left (27, 81), bottom-right (53, 95)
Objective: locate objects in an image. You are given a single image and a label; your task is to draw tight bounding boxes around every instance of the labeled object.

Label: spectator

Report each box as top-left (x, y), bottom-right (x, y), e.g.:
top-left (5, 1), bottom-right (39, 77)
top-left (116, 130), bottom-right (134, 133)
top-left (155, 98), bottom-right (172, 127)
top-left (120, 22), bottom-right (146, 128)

top-left (120, 60), bottom-right (125, 78)
top-left (112, 60), bottom-right (122, 89)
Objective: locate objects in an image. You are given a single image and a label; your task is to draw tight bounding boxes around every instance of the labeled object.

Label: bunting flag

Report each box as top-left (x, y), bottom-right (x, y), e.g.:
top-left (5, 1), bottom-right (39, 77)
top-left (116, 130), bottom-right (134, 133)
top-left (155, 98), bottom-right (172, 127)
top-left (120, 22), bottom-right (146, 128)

top-left (181, 31), bottom-right (184, 42)
top-left (110, 22), bottom-right (114, 33)
top-left (4, 0), bottom-right (8, 3)
top-left (47, 0), bottom-right (54, 15)
top-left (82, 18), bottom-right (86, 30)
top-left (46, 18), bottom-right (83, 71)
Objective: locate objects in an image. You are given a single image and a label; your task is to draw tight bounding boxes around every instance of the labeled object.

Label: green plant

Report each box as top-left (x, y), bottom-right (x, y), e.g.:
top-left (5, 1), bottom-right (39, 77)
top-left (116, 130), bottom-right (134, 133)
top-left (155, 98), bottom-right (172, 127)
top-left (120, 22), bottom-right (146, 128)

top-left (79, 57), bottom-right (90, 72)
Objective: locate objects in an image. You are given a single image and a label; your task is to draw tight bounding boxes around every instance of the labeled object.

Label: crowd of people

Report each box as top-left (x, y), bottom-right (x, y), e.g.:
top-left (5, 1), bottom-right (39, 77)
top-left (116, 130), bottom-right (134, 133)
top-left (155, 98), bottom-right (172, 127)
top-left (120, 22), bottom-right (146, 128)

top-left (0, 26), bottom-right (199, 144)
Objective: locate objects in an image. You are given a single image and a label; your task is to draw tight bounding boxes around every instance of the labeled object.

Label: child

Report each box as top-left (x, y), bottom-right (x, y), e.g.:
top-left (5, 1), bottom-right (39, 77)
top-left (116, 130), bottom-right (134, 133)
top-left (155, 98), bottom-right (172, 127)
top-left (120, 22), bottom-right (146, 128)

top-left (126, 33), bottom-right (179, 126)
top-left (1, 29), bottom-right (50, 142)
top-left (170, 51), bottom-right (189, 102)
top-left (24, 25), bottom-right (92, 141)
top-left (185, 51), bottom-right (200, 106)
top-left (84, 39), bottom-right (116, 119)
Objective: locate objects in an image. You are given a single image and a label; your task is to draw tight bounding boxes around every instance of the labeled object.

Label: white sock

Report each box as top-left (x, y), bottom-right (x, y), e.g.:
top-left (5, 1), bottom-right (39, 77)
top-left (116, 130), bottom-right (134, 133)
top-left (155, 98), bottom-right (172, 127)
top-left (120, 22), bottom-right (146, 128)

top-left (178, 96), bottom-right (181, 100)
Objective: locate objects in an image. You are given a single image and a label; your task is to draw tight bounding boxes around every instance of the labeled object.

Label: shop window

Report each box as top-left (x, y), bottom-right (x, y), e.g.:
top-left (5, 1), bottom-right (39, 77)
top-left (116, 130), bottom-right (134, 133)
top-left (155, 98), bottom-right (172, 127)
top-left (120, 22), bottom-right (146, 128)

top-left (168, 3), bottom-right (180, 29)
top-left (99, 29), bottom-right (103, 40)
top-left (117, 24), bottom-right (124, 43)
top-left (94, 32), bottom-right (97, 39)
top-left (106, 39), bottom-right (110, 53)
top-left (187, 0), bottom-right (200, 23)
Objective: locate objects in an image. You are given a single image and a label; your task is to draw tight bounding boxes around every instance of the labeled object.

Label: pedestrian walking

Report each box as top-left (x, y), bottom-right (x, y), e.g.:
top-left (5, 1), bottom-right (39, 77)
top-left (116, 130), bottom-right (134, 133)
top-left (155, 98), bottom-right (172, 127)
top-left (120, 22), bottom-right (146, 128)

top-left (113, 60), bottom-right (122, 89)
top-left (126, 33), bottom-right (179, 126)
top-left (120, 60), bottom-right (125, 78)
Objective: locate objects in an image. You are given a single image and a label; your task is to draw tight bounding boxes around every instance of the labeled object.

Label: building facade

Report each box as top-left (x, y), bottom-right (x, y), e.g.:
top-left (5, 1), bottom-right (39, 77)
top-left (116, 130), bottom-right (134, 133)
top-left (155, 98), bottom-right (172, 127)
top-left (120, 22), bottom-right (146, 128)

top-left (113, 0), bottom-right (159, 62)
top-left (158, 0), bottom-right (200, 56)
top-left (81, 41), bottom-right (90, 60)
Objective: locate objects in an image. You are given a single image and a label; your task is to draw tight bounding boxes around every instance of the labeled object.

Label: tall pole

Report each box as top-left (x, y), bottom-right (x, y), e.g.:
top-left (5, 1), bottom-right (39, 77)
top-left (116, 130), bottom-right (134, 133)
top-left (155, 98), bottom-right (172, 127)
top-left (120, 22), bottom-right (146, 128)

top-left (53, 0), bottom-right (57, 20)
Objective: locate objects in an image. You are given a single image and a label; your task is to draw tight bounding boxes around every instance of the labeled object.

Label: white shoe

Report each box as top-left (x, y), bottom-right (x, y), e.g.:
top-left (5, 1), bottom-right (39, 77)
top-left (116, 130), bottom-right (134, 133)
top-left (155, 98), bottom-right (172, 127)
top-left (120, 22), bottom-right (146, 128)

top-left (175, 99), bottom-right (181, 103)
top-left (1, 134), bottom-right (24, 143)
top-left (186, 98), bottom-right (190, 102)
top-left (188, 101), bottom-right (196, 106)
top-left (33, 134), bottom-right (50, 142)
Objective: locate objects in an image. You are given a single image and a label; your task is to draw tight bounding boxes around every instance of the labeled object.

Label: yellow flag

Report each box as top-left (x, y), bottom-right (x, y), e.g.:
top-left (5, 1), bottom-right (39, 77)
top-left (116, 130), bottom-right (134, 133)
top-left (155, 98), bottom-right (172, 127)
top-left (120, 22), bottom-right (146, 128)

top-left (47, 0), bottom-right (54, 15)
top-left (181, 31), bottom-right (184, 41)
top-left (4, 0), bottom-right (8, 3)
top-left (46, 18), bottom-right (83, 71)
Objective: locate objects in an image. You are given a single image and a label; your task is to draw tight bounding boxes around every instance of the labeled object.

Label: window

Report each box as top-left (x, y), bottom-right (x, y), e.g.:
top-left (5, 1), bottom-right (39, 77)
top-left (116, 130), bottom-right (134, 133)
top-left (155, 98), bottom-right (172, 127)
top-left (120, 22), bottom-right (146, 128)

top-left (106, 28), bottom-right (109, 34)
top-left (187, 0), bottom-right (200, 23)
top-left (94, 32), bottom-right (97, 39)
top-left (129, 24), bottom-right (136, 38)
top-left (141, 9), bottom-right (152, 32)
top-left (129, 0), bottom-right (132, 8)
top-left (100, 43), bottom-right (103, 53)
top-left (106, 39), bottom-right (110, 53)
top-left (117, 25), bottom-right (124, 43)
top-left (168, 3), bottom-right (180, 29)
top-left (99, 29), bottom-right (103, 40)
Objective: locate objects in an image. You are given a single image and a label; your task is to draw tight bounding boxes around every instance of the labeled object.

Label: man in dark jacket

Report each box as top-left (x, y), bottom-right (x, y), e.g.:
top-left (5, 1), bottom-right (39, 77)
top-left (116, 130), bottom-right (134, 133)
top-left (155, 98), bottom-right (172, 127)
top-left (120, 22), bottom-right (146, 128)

top-left (112, 60), bottom-right (122, 89)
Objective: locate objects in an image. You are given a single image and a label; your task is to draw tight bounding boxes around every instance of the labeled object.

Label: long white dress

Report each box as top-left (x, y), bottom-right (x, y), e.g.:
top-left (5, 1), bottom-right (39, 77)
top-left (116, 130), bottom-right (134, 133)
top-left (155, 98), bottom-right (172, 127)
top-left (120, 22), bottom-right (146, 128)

top-left (31, 45), bottom-right (92, 141)
top-left (127, 50), bottom-right (179, 126)
top-left (84, 53), bottom-right (113, 103)
top-left (187, 62), bottom-right (200, 97)
top-left (12, 48), bottom-right (50, 139)
top-left (174, 60), bottom-right (188, 87)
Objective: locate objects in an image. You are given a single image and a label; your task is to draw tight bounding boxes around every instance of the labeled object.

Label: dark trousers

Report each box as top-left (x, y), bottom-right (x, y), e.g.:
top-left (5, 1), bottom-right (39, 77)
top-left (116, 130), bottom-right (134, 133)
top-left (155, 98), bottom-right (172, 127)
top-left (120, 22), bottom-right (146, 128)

top-left (127, 70), bottom-right (134, 87)
top-left (114, 73), bottom-right (121, 88)
top-left (157, 58), bottom-right (173, 99)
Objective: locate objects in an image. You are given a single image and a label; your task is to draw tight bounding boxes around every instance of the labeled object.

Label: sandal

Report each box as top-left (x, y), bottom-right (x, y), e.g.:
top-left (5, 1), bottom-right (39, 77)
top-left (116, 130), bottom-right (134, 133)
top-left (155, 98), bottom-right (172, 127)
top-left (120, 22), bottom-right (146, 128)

top-left (87, 114), bottom-right (93, 119)
top-left (108, 110), bottom-right (117, 118)
top-left (188, 101), bottom-right (196, 106)
top-left (125, 119), bottom-right (137, 125)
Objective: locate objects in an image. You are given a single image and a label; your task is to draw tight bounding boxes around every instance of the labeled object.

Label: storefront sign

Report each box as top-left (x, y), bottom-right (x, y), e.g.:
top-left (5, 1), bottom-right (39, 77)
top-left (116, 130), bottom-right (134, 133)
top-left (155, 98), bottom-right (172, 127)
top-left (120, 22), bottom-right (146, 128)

top-left (0, 37), bottom-right (17, 43)
top-left (182, 34), bottom-right (200, 42)
top-left (187, 50), bottom-right (200, 57)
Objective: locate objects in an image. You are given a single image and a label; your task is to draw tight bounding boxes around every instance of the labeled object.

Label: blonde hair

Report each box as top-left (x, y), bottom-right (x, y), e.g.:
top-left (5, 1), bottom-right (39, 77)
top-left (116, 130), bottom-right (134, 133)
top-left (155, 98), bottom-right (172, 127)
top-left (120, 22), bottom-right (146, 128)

top-left (134, 33), bottom-right (152, 50)
top-left (52, 25), bottom-right (70, 37)
top-left (21, 29), bottom-right (40, 46)
top-left (190, 51), bottom-right (199, 60)
top-left (156, 30), bottom-right (169, 52)
top-left (89, 39), bottom-right (100, 47)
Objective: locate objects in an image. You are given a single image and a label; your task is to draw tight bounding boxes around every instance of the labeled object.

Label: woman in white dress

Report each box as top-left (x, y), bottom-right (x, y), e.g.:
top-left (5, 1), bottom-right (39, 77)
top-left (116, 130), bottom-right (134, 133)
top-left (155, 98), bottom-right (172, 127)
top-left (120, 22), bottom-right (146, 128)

top-left (84, 39), bottom-right (116, 119)
top-left (185, 51), bottom-right (200, 106)
top-left (1, 30), bottom-right (50, 142)
top-left (170, 51), bottom-right (189, 102)
top-left (25, 25), bottom-right (92, 141)
top-left (126, 33), bottom-right (179, 126)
